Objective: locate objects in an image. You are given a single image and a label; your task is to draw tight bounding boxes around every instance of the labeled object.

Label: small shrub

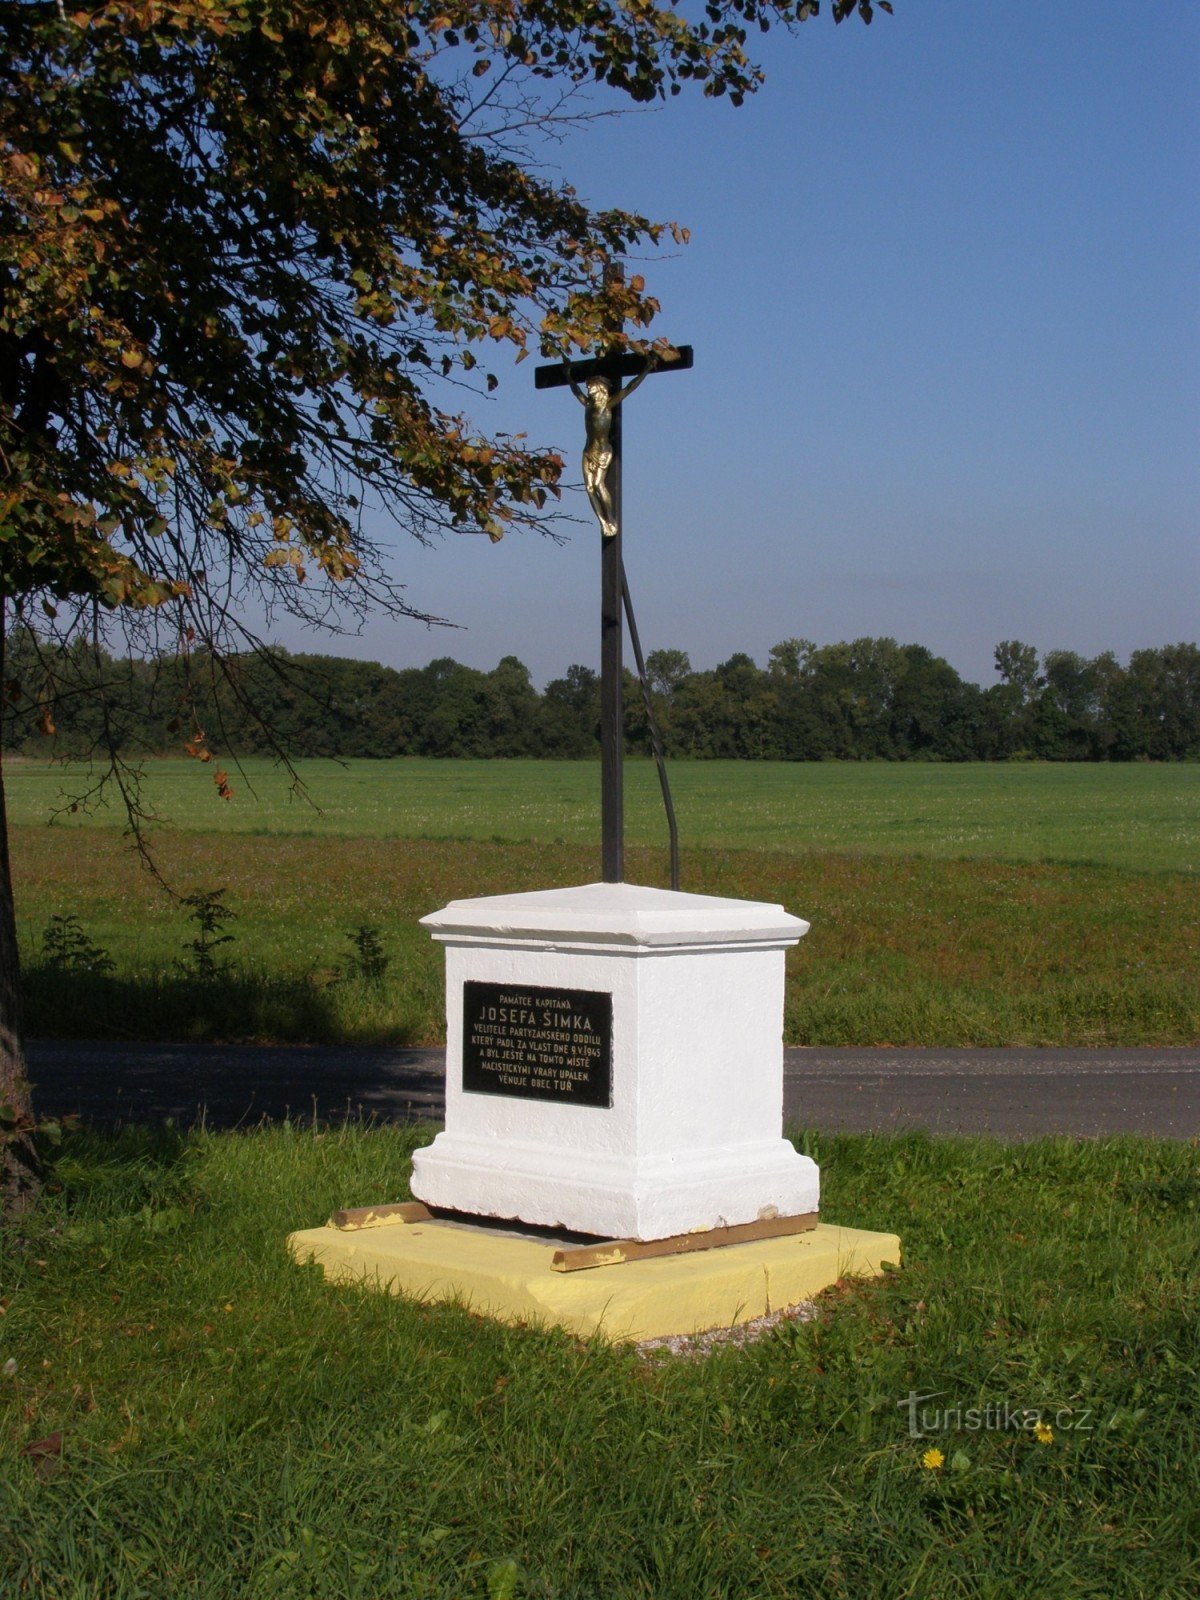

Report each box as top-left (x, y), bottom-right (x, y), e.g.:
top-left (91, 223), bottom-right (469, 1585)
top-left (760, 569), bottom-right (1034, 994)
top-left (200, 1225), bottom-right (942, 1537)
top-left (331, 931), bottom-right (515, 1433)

top-left (40, 914), bottom-right (114, 976)
top-left (179, 888), bottom-right (237, 980)
top-left (343, 924), bottom-right (390, 984)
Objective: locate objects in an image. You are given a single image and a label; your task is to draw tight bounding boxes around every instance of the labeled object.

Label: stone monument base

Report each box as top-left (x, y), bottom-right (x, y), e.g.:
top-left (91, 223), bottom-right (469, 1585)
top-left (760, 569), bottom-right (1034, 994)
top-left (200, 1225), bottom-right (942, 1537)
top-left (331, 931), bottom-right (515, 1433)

top-left (410, 1136), bottom-right (817, 1244)
top-left (288, 1211), bottom-right (902, 1343)
top-left (409, 881), bottom-right (819, 1241)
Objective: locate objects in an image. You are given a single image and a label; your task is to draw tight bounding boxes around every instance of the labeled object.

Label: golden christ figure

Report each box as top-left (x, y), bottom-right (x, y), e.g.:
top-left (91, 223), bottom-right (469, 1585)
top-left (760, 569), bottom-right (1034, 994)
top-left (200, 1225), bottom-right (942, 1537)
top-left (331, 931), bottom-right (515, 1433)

top-left (568, 359), bottom-right (656, 539)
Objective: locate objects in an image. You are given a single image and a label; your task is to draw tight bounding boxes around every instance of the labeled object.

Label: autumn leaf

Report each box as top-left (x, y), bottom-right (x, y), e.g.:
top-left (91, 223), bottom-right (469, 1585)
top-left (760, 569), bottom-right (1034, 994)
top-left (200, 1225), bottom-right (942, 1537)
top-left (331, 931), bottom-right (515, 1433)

top-left (21, 1433), bottom-right (64, 1481)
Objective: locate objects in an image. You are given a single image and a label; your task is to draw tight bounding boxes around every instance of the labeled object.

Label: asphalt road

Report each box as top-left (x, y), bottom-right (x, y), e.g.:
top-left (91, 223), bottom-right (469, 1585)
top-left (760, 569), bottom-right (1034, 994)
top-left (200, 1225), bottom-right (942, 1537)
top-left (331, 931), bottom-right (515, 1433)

top-left (25, 1040), bottom-right (1200, 1140)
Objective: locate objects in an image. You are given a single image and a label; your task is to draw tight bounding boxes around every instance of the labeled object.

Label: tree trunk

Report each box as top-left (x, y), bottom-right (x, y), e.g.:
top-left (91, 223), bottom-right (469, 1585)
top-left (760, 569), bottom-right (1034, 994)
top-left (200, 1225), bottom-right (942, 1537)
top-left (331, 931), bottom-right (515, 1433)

top-left (0, 605), bottom-right (40, 1219)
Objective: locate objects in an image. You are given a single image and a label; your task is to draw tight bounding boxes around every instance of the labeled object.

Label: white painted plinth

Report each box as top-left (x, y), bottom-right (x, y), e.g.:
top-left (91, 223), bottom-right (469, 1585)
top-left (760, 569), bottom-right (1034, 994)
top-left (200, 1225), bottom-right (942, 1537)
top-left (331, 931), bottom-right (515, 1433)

top-left (411, 882), bottom-right (817, 1241)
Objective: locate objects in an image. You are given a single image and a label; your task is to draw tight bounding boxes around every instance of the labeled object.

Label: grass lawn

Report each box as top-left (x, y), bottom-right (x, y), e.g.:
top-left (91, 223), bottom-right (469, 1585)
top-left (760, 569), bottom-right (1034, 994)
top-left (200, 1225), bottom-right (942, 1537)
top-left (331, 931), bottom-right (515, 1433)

top-left (7, 757), bottom-right (1199, 1048)
top-left (5, 764), bottom-right (1197, 1594)
top-left (1, 1124), bottom-right (1197, 1598)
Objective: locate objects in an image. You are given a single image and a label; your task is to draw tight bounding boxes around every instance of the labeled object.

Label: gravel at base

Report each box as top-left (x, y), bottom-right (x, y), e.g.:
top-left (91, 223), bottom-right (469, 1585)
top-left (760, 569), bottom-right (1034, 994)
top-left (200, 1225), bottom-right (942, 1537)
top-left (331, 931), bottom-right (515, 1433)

top-left (636, 1300), bottom-right (819, 1360)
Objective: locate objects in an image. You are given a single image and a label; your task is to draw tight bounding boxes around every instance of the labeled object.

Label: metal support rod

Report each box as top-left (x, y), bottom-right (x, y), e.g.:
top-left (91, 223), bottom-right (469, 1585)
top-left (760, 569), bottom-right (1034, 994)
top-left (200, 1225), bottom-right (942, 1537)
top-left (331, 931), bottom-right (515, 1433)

top-left (621, 557), bottom-right (680, 892)
top-left (600, 398), bottom-right (624, 883)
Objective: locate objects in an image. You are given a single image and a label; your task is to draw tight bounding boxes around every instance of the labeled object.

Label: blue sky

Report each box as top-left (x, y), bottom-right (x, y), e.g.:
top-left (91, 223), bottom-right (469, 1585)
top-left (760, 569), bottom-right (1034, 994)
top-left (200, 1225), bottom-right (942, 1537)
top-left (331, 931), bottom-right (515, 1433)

top-left (286, 0), bottom-right (1199, 690)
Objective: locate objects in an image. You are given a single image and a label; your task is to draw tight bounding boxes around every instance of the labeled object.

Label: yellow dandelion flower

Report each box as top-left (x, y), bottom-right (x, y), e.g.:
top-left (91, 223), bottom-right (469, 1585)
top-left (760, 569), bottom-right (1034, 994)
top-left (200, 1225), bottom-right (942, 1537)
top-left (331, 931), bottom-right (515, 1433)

top-left (1035, 1421), bottom-right (1054, 1445)
top-left (922, 1448), bottom-right (945, 1470)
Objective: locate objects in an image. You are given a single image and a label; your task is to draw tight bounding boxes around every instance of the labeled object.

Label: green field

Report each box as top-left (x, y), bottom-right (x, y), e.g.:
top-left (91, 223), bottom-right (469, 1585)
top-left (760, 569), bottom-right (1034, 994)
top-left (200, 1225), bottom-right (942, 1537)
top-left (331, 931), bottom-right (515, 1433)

top-left (8, 756), bottom-right (1199, 872)
top-left (6, 758), bottom-right (1198, 1048)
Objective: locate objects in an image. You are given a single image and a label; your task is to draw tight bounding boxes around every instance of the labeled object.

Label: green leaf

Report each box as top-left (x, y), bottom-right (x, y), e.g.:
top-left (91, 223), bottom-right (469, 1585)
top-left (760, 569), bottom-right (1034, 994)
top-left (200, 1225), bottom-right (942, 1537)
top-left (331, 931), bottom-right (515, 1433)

top-left (488, 1560), bottom-right (520, 1600)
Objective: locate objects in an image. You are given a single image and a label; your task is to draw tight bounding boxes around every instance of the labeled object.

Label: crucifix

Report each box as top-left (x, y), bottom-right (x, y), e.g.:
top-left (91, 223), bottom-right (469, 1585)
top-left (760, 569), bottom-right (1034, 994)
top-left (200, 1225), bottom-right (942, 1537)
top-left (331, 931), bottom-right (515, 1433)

top-left (534, 303), bottom-right (693, 884)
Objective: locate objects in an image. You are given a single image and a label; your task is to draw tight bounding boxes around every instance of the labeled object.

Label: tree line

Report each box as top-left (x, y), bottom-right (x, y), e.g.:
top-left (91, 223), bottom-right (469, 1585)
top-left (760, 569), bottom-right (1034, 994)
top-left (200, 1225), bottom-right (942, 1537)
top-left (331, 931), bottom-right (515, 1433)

top-left (6, 629), bottom-right (1198, 764)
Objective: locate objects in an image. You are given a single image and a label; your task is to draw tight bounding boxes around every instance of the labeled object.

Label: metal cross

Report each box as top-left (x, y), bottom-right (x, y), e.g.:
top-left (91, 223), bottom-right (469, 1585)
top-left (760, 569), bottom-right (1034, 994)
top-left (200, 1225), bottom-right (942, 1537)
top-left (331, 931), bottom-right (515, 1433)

top-left (534, 338), bottom-right (693, 882)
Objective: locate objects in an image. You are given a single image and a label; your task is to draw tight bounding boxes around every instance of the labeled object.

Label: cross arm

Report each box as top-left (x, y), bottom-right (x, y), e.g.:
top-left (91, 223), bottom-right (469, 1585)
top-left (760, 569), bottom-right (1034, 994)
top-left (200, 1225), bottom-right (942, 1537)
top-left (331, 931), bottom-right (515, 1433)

top-left (534, 345), bottom-right (693, 390)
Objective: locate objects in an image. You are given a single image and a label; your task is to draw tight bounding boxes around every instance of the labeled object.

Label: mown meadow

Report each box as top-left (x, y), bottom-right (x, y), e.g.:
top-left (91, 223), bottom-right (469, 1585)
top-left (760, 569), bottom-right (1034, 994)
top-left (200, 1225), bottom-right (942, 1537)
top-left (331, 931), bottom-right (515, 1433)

top-left (7, 757), bottom-right (1198, 1048)
top-left (1, 1123), bottom-right (1197, 1597)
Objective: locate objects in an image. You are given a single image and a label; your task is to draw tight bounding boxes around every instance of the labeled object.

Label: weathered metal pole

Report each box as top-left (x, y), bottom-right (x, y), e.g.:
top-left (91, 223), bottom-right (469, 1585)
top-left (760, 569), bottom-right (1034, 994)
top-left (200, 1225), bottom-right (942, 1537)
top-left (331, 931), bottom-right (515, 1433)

top-left (598, 261), bottom-right (626, 881)
top-left (600, 359), bottom-right (624, 882)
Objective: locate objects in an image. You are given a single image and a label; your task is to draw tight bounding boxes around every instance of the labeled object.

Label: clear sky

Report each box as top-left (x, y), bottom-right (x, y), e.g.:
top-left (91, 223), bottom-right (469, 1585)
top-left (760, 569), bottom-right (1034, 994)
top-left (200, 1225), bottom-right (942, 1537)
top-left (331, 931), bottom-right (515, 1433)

top-left (283, 0), bottom-right (1199, 690)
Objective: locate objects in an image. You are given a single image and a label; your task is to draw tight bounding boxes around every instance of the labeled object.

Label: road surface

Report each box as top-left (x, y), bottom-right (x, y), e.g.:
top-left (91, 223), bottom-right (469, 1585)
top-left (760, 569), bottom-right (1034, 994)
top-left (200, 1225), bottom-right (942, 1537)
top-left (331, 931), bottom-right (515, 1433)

top-left (25, 1041), bottom-right (1200, 1140)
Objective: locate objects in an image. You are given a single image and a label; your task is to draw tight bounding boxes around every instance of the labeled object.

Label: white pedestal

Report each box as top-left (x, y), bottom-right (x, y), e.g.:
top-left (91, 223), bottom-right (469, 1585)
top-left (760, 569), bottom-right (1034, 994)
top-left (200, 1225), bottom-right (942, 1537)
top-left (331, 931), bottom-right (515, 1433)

top-left (410, 882), bottom-right (818, 1241)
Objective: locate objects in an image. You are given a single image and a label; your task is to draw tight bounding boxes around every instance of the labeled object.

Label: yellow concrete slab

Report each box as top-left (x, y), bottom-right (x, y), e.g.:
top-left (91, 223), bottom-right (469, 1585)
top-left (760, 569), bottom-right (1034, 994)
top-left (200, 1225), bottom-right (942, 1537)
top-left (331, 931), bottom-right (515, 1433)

top-left (287, 1217), bottom-right (901, 1342)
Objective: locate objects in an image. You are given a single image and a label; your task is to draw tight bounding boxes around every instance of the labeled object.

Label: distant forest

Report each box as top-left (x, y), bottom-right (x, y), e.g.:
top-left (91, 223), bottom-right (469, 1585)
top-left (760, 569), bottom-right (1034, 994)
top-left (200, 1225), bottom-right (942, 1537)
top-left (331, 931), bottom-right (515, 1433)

top-left (4, 628), bottom-right (1199, 763)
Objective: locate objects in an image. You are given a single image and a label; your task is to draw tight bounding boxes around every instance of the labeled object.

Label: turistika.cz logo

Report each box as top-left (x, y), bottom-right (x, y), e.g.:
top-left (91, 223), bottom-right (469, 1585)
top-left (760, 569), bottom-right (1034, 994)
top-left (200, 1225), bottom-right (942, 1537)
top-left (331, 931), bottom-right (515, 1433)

top-left (898, 1390), bottom-right (1095, 1439)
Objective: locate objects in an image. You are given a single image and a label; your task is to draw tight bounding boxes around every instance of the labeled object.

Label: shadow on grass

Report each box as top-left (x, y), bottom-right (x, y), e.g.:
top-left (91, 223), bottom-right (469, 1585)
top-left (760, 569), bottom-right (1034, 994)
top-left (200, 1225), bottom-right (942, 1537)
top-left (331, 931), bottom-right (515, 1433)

top-left (37, 1121), bottom-right (198, 1222)
top-left (21, 963), bottom-right (426, 1047)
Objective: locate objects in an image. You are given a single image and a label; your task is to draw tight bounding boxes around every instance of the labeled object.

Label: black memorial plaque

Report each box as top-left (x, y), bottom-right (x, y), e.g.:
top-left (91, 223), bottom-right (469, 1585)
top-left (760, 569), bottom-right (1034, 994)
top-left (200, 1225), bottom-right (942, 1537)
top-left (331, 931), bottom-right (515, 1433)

top-left (462, 982), bottom-right (613, 1107)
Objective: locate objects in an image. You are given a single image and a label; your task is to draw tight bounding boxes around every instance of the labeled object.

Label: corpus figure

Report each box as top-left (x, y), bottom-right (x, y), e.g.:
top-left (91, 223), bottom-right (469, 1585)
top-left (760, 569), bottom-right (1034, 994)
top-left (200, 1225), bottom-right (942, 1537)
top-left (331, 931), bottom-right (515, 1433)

top-left (568, 358), bottom-right (657, 539)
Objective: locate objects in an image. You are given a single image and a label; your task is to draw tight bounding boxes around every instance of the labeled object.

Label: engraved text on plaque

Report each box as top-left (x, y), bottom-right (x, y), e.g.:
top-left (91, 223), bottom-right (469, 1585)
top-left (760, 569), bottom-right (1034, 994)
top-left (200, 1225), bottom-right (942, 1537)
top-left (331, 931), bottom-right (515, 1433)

top-left (462, 981), bottom-right (612, 1107)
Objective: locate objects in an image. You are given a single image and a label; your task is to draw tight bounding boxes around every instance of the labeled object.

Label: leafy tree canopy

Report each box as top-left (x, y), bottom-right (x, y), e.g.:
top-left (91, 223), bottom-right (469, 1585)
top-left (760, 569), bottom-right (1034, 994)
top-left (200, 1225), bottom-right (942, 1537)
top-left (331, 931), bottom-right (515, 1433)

top-left (1, 0), bottom-right (886, 643)
top-left (0, 0), bottom-right (890, 1210)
